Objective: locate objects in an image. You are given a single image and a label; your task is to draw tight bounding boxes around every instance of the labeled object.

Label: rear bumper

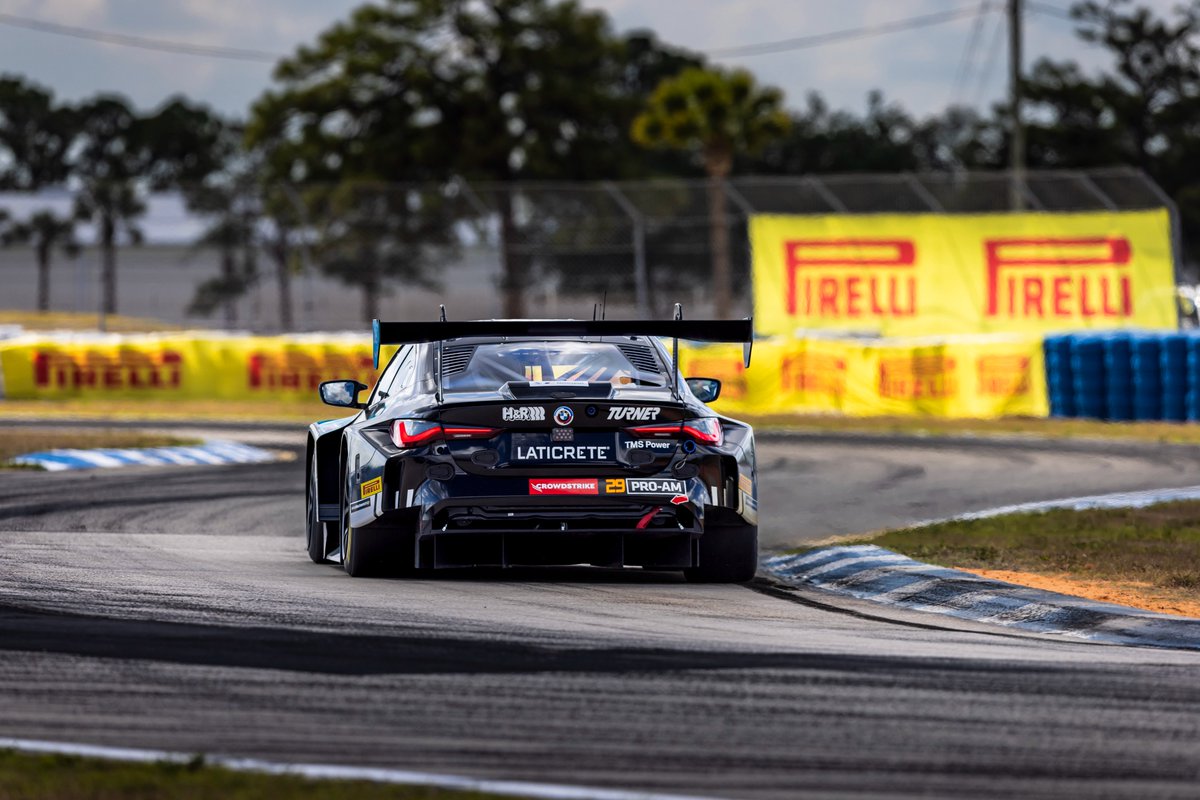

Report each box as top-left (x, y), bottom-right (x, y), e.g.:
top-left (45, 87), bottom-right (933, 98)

top-left (416, 529), bottom-right (699, 569)
top-left (412, 491), bottom-right (703, 569)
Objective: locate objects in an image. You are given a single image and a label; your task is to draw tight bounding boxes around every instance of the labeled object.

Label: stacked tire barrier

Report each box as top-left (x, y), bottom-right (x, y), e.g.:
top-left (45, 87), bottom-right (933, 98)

top-left (1044, 331), bottom-right (1194, 421)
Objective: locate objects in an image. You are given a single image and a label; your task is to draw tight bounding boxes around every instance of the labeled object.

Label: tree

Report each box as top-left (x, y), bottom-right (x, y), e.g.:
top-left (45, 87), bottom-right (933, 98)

top-left (185, 179), bottom-right (260, 329)
top-left (0, 74), bottom-right (75, 190)
top-left (1, 211), bottom-right (80, 311)
top-left (1019, 0), bottom-right (1200, 262)
top-left (311, 181), bottom-right (457, 322)
top-left (0, 75), bottom-right (80, 313)
top-left (72, 95), bottom-right (228, 317)
top-left (632, 66), bottom-right (789, 317)
top-left (250, 0), bottom-right (701, 317)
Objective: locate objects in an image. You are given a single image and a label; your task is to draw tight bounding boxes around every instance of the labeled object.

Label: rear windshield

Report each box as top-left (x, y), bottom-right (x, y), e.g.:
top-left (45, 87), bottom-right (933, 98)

top-left (443, 341), bottom-right (666, 393)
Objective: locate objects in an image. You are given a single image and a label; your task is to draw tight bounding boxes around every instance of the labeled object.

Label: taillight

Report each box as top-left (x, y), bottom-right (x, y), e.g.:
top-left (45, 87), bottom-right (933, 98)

top-left (627, 418), bottom-right (723, 447)
top-left (441, 425), bottom-right (501, 440)
top-left (626, 423), bottom-right (682, 438)
top-left (391, 419), bottom-right (441, 448)
top-left (682, 417), bottom-right (723, 446)
top-left (390, 420), bottom-right (500, 448)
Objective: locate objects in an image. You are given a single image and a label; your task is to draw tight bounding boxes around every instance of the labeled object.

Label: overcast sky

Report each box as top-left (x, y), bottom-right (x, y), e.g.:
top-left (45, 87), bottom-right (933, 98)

top-left (0, 0), bottom-right (1182, 121)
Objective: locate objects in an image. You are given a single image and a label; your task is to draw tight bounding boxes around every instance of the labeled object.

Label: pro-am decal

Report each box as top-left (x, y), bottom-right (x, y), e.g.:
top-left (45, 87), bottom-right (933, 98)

top-left (514, 444), bottom-right (612, 461)
top-left (527, 477), bottom-right (688, 498)
top-left (624, 478), bottom-right (686, 495)
top-left (607, 406), bottom-right (661, 421)
top-left (529, 478), bottom-right (598, 495)
top-left (360, 477), bottom-right (383, 498)
top-left (596, 478), bottom-right (687, 495)
top-left (502, 406), bottom-right (545, 422)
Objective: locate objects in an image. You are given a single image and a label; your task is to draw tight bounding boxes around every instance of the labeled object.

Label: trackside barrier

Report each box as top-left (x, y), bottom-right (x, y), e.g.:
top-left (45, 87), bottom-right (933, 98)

top-left (677, 335), bottom-right (1048, 419)
top-left (0, 332), bottom-right (398, 401)
top-left (0, 331), bottom-right (1050, 419)
top-left (1042, 330), bottom-right (1200, 421)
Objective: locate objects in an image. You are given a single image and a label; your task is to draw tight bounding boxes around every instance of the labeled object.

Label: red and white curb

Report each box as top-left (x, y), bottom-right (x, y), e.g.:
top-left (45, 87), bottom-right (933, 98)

top-left (763, 486), bottom-right (1200, 651)
top-left (9, 439), bottom-right (277, 471)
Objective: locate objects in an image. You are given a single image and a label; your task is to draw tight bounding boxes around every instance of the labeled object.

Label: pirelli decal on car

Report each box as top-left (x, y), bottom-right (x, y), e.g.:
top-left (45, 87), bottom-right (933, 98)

top-left (528, 477), bottom-right (686, 496)
top-left (607, 406), bottom-right (661, 421)
top-left (360, 477), bottom-right (383, 498)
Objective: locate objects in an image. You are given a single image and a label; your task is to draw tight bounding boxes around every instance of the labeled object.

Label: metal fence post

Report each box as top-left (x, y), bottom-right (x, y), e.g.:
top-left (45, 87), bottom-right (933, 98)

top-left (603, 182), bottom-right (650, 318)
top-left (280, 184), bottom-right (317, 332)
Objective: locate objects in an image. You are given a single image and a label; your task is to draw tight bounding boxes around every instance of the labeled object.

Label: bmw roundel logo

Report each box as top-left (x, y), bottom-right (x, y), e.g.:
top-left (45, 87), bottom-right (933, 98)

top-left (553, 406), bottom-right (574, 426)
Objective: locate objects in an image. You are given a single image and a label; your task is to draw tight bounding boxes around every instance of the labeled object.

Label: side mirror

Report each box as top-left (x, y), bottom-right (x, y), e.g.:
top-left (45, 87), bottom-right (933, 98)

top-left (319, 379), bottom-right (368, 409)
top-left (686, 377), bottom-right (721, 404)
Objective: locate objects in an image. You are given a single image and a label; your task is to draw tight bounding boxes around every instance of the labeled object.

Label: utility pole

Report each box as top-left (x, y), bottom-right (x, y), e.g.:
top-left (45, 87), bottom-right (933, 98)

top-left (1009, 0), bottom-right (1025, 211)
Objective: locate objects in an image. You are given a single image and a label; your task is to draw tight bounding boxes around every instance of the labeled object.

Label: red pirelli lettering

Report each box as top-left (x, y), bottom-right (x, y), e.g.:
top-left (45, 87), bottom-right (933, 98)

top-left (985, 237), bottom-right (1133, 319)
top-left (784, 239), bottom-right (917, 319)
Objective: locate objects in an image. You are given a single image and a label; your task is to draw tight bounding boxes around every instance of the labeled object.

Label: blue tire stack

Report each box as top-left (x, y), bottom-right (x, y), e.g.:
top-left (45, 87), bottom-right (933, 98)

top-left (1070, 335), bottom-right (1108, 420)
top-left (1129, 333), bottom-right (1162, 421)
top-left (1043, 334), bottom-right (1076, 418)
top-left (1187, 335), bottom-right (1200, 421)
top-left (1103, 333), bottom-right (1134, 422)
top-left (1161, 333), bottom-right (1189, 422)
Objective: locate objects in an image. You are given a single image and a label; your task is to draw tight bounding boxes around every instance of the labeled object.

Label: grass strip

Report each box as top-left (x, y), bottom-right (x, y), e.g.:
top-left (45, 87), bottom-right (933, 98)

top-left (0, 749), bottom-right (503, 800)
top-left (0, 399), bottom-right (327, 424)
top-left (740, 413), bottom-right (1200, 444)
top-left (846, 501), bottom-right (1200, 617)
top-left (0, 310), bottom-right (181, 332)
top-left (0, 427), bottom-right (201, 466)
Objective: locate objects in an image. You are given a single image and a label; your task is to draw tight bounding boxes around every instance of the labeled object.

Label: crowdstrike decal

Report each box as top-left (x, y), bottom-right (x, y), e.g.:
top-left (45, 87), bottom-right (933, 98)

top-left (528, 479), bottom-right (599, 495)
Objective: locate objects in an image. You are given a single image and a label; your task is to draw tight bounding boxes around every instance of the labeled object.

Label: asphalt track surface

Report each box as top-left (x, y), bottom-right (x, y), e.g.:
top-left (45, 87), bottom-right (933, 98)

top-left (2, 429), bottom-right (1200, 798)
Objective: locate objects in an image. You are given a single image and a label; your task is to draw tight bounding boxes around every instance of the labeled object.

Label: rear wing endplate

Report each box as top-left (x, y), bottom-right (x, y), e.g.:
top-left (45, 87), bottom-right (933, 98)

top-left (371, 317), bottom-right (754, 370)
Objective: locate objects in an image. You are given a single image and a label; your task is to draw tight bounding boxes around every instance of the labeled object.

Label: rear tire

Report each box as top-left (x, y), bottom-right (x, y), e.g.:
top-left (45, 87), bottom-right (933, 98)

top-left (684, 524), bottom-right (758, 583)
top-left (340, 466), bottom-right (413, 578)
top-left (341, 467), bottom-right (377, 577)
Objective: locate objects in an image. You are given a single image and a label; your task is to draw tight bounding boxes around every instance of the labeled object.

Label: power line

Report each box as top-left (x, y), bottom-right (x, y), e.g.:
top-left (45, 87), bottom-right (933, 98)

top-left (950, 1), bottom-right (1000, 107)
top-left (972, 9), bottom-right (1008, 107)
top-left (1025, 2), bottom-right (1074, 21)
top-left (0, 11), bottom-right (285, 63)
top-left (707, 5), bottom-right (993, 58)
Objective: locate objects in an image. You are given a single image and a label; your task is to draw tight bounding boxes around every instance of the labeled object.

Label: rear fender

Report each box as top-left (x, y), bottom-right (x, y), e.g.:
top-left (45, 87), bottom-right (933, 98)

top-left (308, 416), bottom-right (356, 512)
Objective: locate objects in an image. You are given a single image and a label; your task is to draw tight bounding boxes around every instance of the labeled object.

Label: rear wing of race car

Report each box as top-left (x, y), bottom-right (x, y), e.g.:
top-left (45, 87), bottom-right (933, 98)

top-left (371, 307), bottom-right (754, 402)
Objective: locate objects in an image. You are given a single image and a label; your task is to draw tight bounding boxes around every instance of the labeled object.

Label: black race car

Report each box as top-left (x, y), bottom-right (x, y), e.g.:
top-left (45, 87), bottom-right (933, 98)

top-left (305, 312), bottom-right (758, 582)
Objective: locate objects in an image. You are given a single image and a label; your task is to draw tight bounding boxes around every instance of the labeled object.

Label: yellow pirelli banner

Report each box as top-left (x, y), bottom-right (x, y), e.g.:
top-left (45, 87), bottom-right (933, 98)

top-left (751, 210), bottom-right (1177, 337)
top-left (0, 333), bottom-right (392, 400)
top-left (678, 334), bottom-right (1048, 419)
top-left (0, 331), bottom-right (1046, 419)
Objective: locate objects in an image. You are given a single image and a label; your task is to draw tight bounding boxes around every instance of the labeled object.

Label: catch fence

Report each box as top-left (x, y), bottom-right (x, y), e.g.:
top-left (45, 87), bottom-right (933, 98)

top-left (0, 168), bottom-right (1176, 332)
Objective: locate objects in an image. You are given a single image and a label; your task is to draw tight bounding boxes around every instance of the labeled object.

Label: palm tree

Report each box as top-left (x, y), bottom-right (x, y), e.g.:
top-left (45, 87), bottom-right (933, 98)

top-left (1, 210), bottom-right (80, 311)
top-left (632, 67), bottom-right (789, 318)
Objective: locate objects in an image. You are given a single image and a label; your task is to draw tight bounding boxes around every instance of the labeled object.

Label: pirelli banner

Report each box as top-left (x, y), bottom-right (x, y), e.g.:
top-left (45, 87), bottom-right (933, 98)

top-left (751, 210), bottom-right (1177, 337)
top-left (0, 333), bottom-right (391, 400)
top-left (678, 335), bottom-right (1048, 419)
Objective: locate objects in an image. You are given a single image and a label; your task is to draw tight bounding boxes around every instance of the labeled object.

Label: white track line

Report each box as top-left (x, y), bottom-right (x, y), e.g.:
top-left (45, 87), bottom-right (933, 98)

top-left (0, 737), bottom-right (722, 800)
